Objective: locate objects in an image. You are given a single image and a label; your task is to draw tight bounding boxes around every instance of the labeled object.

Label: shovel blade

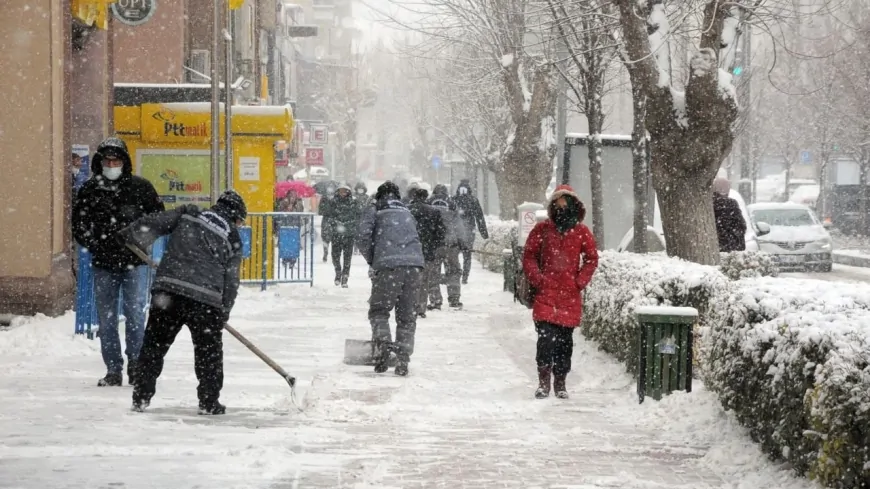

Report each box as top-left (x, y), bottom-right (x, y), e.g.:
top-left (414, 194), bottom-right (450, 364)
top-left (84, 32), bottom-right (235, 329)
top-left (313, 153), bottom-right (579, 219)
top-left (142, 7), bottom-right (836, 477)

top-left (343, 339), bottom-right (397, 367)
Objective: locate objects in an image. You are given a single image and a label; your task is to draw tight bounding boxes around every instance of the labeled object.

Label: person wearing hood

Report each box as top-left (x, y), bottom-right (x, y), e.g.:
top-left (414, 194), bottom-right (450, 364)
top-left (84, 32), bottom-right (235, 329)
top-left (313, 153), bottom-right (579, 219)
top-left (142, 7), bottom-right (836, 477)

top-left (713, 177), bottom-right (747, 252)
top-left (323, 183), bottom-right (362, 287)
top-left (354, 181), bottom-right (372, 209)
top-left (454, 179), bottom-right (489, 283)
top-left (407, 188), bottom-right (446, 318)
top-left (356, 181), bottom-right (425, 376)
top-left (428, 185), bottom-right (468, 310)
top-left (522, 185), bottom-right (598, 400)
top-left (402, 181), bottom-right (420, 205)
top-left (276, 190), bottom-right (305, 269)
top-left (119, 190), bottom-right (247, 415)
top-left (72, 137), bottom-right (164, 387)
top-left (317, 184), bottom-right (337, 262)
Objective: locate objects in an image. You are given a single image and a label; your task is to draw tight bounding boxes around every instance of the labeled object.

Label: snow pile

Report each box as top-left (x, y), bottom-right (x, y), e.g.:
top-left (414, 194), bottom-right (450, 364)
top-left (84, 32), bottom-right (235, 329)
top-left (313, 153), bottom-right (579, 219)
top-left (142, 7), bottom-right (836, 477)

top-left (475, 217), bottom-right (516, 272)
top-left (582, 251), bottom-right (731, 374)
top-left (704, 276), bottom-right (870, 487)
top-left (719, 250), bottom-right (778, 280)
top-left (584, 252), bottom-right (870, 487)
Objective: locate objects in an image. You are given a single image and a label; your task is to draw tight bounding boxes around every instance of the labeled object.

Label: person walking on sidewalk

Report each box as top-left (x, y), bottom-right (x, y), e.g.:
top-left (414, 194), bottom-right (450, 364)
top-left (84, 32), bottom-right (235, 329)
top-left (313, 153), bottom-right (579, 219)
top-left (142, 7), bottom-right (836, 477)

top-left (324, 183), bottom-right (362, 287)
top-left (276, 190), bottom-right (305, 269)
top-left (120, 191), bottom-right (247, 415)
top-left (356, 181), bottom-right (425, 376)
top-left (428, 185), bottom-right (468, 310)
top-left (72, 137), bottom-right (164, 387)
top-left (453, 179), bottom-right (489, 284)
top-left (408, 188), bottom-right (446, 318)
top-left (318, 185), bottom-right (336, 262)
top-left (354, 181), bottom-right (372, 209)
top-left (522, 185), bottom-right (598, 400)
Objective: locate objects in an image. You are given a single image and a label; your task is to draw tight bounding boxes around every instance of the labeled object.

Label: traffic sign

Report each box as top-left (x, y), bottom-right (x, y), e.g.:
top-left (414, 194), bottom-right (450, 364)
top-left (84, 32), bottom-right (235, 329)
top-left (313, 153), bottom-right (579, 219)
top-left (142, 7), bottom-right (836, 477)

top-left (800, 150), bottom-right (812, 164)
top-left (305, 147), bottom-right (324, 166)
top-left (309, 125), bottom-right (328, 144)
top-left (431, 155), bottom-right (442, 170)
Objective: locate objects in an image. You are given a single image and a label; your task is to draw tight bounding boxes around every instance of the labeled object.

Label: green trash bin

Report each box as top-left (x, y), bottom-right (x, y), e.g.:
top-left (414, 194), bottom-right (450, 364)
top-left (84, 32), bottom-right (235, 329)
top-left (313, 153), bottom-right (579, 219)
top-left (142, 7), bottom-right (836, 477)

top-left (635, 306), bottom-right (697, 403)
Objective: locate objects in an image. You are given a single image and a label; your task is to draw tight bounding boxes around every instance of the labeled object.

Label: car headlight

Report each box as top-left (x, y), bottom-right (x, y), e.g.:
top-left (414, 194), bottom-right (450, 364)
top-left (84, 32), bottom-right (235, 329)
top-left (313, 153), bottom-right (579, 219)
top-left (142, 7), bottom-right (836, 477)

top-left (817, 238), bottom-right (832, 250)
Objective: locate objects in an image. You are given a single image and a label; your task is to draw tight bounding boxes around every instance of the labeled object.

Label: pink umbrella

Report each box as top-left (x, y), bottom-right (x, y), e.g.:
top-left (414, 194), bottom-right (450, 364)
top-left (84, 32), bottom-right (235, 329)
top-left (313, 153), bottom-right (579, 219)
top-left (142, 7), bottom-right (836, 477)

top-left (275, 180), bottom-right (316, 199)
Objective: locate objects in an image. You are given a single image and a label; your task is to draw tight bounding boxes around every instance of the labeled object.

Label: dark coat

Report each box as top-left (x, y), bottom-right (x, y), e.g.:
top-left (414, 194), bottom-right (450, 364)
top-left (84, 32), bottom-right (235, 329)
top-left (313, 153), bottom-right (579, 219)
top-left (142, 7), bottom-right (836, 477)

top-left (409, 198), bottom-right (447, 262)
top-left (713, 194), bottom-right (747, 252)
top-left (72, 138), bottom-right (164, 272)
top-left (522, 186), bottom-right (599, 327)
top-left (356, 197), bottom-right (425, 271)
top-left (453, 181), bottom-right (489, 239)
top-left (318, 196), bottom-right (335, 241)
top-left (119, 204), bottom-right (242, 320)
top-left (323, 194), bottom-right (362, 239)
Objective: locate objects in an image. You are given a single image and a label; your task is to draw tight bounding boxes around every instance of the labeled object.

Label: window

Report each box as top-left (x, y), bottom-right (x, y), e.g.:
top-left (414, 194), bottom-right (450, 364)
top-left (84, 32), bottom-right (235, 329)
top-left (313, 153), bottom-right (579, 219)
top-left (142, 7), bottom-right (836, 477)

top-left (751, 209), bottom-right (817, 227)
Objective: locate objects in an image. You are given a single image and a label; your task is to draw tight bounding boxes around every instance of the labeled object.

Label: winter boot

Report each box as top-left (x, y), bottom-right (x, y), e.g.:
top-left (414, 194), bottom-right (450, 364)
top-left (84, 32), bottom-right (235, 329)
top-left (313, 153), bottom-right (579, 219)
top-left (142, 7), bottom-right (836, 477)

top-left (373, 342), bottom-right (390, 374)
top-left (417, 311), bottom-right (426, 319)
top-left (535, 366), bottom-right (551, 399)
top-left (131, 397), bottom-right (150, 413)
top-left (198, 401), bottom-right (226, 415)
top-left (334, 271), bottom-right (341, 286)
top-left (395, 361), bottom-right (409, 377)
top-left (127, 360), bottom-right (138, 387)
top-left (427, 303), bottom-right (441, 311)
top-left (553, 374), bottom-right (569, 399)
top-left (97, 372), bottom-right (122, 387)
top-left (448, 299), bottom-right (463, 310)
top-left (341, 273), bottom-right (349, 288)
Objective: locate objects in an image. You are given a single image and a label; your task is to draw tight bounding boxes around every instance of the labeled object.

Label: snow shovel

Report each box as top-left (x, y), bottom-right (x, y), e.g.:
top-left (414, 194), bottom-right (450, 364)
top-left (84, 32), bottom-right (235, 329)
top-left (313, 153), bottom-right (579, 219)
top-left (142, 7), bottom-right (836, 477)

top-left (343, 339), bottom-right (398, 367)
top-left (127, 244), bottom-right (301, 409)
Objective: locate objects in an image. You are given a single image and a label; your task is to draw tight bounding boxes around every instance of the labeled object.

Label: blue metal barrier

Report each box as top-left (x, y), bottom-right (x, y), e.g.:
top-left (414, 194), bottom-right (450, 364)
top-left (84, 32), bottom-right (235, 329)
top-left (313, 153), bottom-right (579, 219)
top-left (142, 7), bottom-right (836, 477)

top-left (239, 212), bottom-right (316, 289)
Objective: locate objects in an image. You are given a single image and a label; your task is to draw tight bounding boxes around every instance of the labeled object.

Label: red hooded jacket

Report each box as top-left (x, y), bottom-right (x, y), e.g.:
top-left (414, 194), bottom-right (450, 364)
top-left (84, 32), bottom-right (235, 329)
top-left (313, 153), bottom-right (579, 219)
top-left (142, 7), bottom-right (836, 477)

top-left (522, 185), bottom-right (599, 327)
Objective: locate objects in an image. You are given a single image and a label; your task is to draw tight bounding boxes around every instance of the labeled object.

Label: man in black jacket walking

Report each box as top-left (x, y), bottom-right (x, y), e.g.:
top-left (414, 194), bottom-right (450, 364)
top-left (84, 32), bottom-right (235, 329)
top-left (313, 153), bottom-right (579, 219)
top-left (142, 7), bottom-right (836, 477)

top-left (120, 190), bottom-right (247, 415)
top-left (453, 180), bottom-right (489, 284)
top-left (72, 137), bottom-right (164, 387)
top-left (408, 188), bottom-right (446, 318)
top-left (323, 183), bottom-right (362, 287)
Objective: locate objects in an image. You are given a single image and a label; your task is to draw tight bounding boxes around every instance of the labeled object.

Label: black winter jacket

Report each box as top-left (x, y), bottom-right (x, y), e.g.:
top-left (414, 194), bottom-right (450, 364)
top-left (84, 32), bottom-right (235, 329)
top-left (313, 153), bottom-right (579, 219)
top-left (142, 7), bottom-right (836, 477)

top-left (72, 138), bottom-right (164, 272)
top-left (323, 195), bottom-right (362, 239)
top-left (409, 198), bottom-right (446, 262)
top-left (119, 204), bottom-right (242, 319)
top-left (713, 193), bottom-right (747, 252)
top-left (454, 181), bottom-right (489, 239)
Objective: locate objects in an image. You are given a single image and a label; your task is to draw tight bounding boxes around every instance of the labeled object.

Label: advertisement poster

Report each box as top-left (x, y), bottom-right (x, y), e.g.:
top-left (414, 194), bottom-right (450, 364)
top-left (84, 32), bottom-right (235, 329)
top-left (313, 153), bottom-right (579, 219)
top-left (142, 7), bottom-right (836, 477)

top-left (72, 144), bottom-right (90, 190)
top-left (138, 153), bottom-right (224, 209)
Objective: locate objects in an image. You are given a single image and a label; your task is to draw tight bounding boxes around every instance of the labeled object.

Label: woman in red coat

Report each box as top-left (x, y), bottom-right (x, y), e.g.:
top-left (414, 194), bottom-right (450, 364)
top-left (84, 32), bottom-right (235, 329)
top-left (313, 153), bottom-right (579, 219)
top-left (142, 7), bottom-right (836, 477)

top-left (522, 185), bottom-right (599, 399)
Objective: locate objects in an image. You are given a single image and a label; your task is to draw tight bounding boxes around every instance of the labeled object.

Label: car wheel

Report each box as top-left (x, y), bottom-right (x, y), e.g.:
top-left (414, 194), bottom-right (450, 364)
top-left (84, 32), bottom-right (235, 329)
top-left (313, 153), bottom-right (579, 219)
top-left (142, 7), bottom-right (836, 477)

top-left (819, 262), bottom-right (833, 273)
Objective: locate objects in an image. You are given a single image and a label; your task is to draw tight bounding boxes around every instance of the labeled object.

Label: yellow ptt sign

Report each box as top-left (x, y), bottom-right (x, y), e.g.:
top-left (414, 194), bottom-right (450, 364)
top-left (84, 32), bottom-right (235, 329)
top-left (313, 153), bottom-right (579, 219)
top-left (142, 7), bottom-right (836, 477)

top-left (71, 0), bottom-right (117, 30)
top-left (229, 0), bottom-right (245, 10)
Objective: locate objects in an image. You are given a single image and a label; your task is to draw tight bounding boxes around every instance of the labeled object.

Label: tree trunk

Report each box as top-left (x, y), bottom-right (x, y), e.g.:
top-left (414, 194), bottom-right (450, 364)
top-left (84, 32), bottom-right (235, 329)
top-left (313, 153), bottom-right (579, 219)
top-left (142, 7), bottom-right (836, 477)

top-left (586, 101), bottom-right (605, 249)
top-left (494, 169), bottom-right (516, 219)
top-left (631, 86), bottom-right (649, 253)
top-left (654, 169), bottom-right (720, 265)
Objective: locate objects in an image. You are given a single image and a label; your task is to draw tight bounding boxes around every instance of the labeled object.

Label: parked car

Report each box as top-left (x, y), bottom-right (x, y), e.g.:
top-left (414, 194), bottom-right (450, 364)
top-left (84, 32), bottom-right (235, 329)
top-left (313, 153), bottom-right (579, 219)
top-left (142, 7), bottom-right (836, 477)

top-left (617, 189), bottom-right (764, 253)
top-left (748, 202), bottom-right (833, 272)
top-left (293, 166), bottom-right (330, 181)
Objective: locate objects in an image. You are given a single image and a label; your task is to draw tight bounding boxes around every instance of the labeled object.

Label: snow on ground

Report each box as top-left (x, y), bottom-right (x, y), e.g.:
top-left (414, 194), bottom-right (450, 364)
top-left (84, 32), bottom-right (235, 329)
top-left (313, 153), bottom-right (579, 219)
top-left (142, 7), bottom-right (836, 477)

top-left (0, 258), bottom-right (818, 488)
top-left (783, 263), bottom-right (870, 283)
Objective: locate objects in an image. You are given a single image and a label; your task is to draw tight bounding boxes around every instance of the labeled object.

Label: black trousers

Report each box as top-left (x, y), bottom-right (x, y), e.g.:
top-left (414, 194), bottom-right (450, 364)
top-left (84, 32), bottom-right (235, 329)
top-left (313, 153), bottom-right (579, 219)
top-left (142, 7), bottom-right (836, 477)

top-left (331, 235), bottom-right (354, 278)
top-left (461, 249), bottom-right (473, 281)
top-left (535, 321), bottom-right (575, 376)
top-left (133, 292), bottom-right (224, 405)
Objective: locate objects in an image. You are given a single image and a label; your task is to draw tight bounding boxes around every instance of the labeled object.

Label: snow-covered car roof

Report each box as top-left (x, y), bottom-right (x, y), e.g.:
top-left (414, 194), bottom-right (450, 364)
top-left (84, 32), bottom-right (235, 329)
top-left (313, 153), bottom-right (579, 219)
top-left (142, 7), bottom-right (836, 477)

top-left (748, 202), bottom-right (812, 212)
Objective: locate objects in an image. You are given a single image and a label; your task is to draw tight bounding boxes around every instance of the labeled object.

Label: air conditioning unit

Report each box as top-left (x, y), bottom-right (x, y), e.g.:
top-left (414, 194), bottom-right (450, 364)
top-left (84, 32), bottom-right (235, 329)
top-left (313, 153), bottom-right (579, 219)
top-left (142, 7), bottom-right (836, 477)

top-left (188, 49), bottom-right (210, 83)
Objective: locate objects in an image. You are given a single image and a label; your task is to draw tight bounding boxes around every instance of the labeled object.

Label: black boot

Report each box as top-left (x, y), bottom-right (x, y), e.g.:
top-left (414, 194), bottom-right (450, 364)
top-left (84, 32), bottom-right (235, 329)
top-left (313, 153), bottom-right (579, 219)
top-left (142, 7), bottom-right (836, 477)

top-left (448, 299), bottom-right (463, 309)
top-left (334, 271), bottom-right (341, 286)
top-left (373, 342), bottom-right (390, 374)
top-left (427, 303), bottom-right (441, 311)
top-left (198, 401), bottom-right (226, 415)
top-left (131, 397), bottom-right (150, 413)
top-left (553, 374), bottom-right (569, 399)
top-left (127, 360), bottom-right (138, 387)
top-left (395, 361), bottom-right (409, 377)
top-left (535, 366), bottom-right (551, 399)
top-left (97, 372), bottom-right (122, 387)
top-left (341, 273), bottom-right (349, 288)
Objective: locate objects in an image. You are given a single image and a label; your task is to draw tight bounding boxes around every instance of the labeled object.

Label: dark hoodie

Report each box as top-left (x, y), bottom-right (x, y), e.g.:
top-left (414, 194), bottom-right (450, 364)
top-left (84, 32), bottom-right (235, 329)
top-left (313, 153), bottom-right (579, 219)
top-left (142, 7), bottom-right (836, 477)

top-left (428, 185), bottom-right (471, 249)
top-left (453, 180), bottom-right (489, 239)
top-left (72, 137), bottom-right (164, 272)
top-left (408, 189), bottom-right (446, 262)
top-left (354, 181), bottom-right (372, 209)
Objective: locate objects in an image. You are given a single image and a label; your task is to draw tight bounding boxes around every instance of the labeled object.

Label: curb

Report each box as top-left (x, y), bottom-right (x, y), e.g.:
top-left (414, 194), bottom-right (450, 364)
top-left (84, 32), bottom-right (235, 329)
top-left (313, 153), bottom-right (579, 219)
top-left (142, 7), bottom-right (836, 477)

top-left (833, 252), bottom-right (870, 268)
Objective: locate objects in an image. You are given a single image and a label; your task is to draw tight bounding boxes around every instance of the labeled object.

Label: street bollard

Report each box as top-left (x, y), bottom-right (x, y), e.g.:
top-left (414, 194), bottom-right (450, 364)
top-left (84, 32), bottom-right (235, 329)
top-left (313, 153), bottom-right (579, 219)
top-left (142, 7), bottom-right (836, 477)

top-left (635, 306), bottom-right (697, 404)
top-left (502, 248), bottom-right (515, 292)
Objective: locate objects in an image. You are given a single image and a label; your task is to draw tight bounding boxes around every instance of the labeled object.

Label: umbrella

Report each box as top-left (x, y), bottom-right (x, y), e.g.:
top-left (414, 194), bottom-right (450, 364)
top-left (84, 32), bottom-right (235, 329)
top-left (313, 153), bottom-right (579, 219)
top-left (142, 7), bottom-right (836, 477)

top-left (275, 180), bottom-right (316, 199)
top-left (313, 180), bottom-right (340, 196)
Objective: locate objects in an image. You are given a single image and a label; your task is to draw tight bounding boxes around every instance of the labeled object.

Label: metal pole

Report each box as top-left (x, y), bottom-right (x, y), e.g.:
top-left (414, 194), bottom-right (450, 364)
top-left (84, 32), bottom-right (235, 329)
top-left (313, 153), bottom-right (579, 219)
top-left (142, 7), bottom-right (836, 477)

top-left (210, 0), bottom-right (221, 203)
top-left (224, 1), bottom-right (234, 191)
top-left (555, 35), bottom-right (569, 185)
top-left (738, 23), bottom-right (752, 202)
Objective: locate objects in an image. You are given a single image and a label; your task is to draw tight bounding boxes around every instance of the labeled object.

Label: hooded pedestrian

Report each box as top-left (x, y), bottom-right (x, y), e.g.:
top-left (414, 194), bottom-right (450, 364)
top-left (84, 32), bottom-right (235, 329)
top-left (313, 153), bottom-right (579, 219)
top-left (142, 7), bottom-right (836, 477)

top-left (72, 137), bottom-right (164, 387)
top-left (120, 190), bottom-right (247, 415)
top-left (713, 177), bottom-right (747, 252)
top-left (522, 185), bottom-right (598, 400)
top-left (453, 179), bottom-right (489, 283)
top-left (276, 190), bottom-right (305, 268)
top-left (408, 188), bottom-right (446, 318)
top-left (428, 184), bottom-right (469, 309)
top-left (323, 183), bottom-right (362, 286)
top-left (354, 181), bottom-right (372, 209)
top-left (317, 184), bottom-right (337, 262)
top-left (356, 181), bottom-right (425, 376)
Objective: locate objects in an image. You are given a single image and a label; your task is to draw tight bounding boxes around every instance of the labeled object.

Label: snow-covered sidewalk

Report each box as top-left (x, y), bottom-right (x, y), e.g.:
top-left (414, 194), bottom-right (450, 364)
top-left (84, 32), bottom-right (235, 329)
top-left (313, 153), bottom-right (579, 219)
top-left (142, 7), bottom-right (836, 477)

top-left (0, 259), bottom-right (814, 489)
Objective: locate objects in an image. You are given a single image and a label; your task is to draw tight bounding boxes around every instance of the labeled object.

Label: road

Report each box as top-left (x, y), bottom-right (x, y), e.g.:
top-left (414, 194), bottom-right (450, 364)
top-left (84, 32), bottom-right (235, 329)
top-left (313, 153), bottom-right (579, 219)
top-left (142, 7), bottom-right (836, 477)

top-left (781, 263), bottom-right (870, 283)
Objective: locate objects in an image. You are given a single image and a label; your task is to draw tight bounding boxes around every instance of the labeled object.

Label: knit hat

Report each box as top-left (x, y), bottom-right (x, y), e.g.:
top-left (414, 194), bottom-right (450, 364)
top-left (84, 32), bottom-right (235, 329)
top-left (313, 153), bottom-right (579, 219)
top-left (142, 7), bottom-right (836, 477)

top-left (375, 181), bottom-right (401, 200)
top-left (215, 190), bottom-right (248, 221)
top-left (713, 177), bottom-right (731, 196)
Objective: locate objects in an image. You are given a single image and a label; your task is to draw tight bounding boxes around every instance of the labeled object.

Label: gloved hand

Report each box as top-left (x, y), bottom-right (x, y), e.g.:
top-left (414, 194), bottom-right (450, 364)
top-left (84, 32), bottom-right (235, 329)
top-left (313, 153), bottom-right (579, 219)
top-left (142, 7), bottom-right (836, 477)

top-left (480, 230), bottom-right (489, 240)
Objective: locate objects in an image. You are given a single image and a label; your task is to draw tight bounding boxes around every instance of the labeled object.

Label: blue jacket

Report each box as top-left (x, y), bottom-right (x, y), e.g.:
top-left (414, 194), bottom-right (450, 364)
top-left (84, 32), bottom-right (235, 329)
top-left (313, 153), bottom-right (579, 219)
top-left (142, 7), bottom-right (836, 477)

top-left (356, 197), bottom-right (424, 270)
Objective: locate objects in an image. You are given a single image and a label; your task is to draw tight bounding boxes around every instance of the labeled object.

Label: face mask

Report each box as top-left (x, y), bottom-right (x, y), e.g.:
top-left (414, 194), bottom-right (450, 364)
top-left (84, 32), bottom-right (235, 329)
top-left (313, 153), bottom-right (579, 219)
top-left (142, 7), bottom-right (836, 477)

top-left (357, 189), bottom-right (365, 195)
top-left (72, 167), bottom-right (80, 176)
top-left (459, 187), bottom-right (468, 195)
top-left (103, 167), bottom-right (123, 181)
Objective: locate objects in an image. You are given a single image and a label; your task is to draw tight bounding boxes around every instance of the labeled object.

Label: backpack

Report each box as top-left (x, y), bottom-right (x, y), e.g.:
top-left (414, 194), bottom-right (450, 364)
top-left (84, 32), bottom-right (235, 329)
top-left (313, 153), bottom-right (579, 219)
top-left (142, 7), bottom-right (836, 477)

top-left (515, 234), bottom-right (545, 309)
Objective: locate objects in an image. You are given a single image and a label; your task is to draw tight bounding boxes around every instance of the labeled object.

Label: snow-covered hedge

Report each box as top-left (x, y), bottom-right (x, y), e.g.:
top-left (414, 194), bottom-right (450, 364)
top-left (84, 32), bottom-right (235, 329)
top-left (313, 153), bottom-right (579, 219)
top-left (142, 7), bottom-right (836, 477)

top-left (583, 252), bottom-right (870, 487)
top-left (719, 250), bottom-right (778, 280)
top-left (704, 278), bottom-right (870, 487)
top-left (475, 217), bottom-right (516, 272)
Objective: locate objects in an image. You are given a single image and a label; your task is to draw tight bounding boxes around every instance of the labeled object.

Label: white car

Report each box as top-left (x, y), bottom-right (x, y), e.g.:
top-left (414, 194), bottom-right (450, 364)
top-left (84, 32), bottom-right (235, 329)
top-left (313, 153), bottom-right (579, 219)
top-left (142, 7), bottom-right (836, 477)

top-left (748, 202), bottom-right (833, 272)
top-left (617, 189), bottom-right (763, 253)
top-left (293, 167), bottom-right (330, 180)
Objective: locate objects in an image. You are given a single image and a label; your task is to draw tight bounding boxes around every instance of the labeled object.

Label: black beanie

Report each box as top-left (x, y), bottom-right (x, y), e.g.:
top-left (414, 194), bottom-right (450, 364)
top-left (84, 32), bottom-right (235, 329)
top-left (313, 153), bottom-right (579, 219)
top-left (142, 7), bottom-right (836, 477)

top-left (215, 190), bottom-right (247, 221)
top-left (376, 181), bottom-right (400, 200)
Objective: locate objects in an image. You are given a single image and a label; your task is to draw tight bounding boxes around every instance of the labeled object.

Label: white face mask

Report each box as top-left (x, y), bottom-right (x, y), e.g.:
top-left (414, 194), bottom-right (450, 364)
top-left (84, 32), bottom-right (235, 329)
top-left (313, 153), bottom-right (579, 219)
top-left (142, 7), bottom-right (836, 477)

top-left (103, 167), bottom-right (123, 181)
top-left (459, 187), bottom-right (468, 195)
top-left (72, 167), bottom-right (80, 176)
